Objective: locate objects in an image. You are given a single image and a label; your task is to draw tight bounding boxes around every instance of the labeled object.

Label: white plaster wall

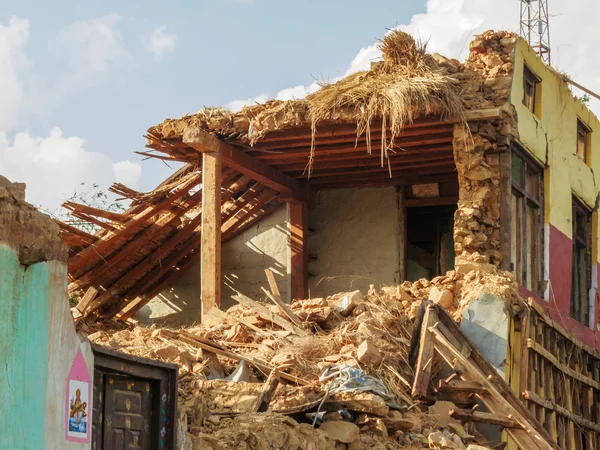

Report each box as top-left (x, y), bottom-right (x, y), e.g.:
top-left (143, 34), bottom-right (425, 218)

top-left (137, 205), bottom-right (290, 325)
top-left (308, 187), bottom-right (401, 298)
top-left (45, 260), bottom-right (94, 450)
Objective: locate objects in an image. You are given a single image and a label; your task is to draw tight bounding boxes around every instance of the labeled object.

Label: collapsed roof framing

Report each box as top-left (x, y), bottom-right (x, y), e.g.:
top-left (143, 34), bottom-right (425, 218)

top-left (58, 30), bottom-right (515, 321)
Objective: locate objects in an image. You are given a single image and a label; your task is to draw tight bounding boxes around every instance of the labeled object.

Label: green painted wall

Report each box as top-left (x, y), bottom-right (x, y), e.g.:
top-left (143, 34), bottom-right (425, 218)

top-left (0, 245), bottom-right (50, 450)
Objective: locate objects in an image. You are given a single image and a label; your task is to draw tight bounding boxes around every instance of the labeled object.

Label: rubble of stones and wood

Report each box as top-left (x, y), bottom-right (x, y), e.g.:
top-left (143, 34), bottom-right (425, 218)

top-left (79, 266), bottom-right (523, 450)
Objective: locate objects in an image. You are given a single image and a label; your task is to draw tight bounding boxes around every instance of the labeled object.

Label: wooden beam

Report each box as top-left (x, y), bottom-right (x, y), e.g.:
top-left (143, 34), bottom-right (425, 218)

top-left (405, 196), bottom-right (459, 208)
top-left (253, 122), bottom-right (455, 148)
top-left (116, 200), bottom-right (283, 320)
top-left (254, 138), bottom-right (454, 161)
top-left (449, 408), bottom-right (523, 429)
top-left (62, 201), bottom-right (129, 223)
top-left (183, 126), bottom-right (310, 203)
top-left (294, 160), bottom-right (456, 180)
top-left (262, 269), bottom-right (303, 325)
top-left (253, 109), bottom-right (499, 145)
top-left (523, 390), bottom-right (600, 433)
top-left (69, 171), bottom-right (202, 277)
top-left (201, 150), bottom-right (222, 317)
top-left (267, 146), bottom-right (454, 170)
top-left (251, 130), bottom-right (454, 153)
top-left (526, 338), bottom-right (600, 389)
top-left (231, 293), bottom-right (309, 337)
top-left (411, 304), bottom-right (437, 399)
top-left (289, 201), bottom-right (308, 301)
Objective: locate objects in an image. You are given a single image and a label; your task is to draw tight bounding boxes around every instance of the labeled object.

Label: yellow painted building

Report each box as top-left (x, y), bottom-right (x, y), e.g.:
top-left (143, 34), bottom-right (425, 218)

top-left (508, 37), bottom-right (600, 341)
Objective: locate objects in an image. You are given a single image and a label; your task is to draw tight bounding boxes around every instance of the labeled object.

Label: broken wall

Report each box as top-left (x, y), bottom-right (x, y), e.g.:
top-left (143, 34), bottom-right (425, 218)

top-left (308, 187), bottom-right (401, 298)
top-left (0, 176), bottom-right (94, 450)
top-left (137, 205), bottom-right (290, 325)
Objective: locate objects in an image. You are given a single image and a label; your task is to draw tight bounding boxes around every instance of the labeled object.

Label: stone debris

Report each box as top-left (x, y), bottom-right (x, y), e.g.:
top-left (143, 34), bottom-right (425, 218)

top-left (80, 281), bottom-right (506, 450)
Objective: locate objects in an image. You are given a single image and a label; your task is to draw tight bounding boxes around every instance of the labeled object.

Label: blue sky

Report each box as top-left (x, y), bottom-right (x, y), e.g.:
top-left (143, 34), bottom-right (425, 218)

top-left (1, 0), bottom-right (598, 211)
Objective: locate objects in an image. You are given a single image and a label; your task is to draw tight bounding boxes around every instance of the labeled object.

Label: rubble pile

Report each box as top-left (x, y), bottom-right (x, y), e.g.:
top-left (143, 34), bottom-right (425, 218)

top-left (82, 283), bottom-right (509, 449)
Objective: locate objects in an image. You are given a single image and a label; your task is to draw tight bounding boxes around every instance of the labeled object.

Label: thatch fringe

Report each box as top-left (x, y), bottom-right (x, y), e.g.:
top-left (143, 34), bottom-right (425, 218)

top-left (305, 30), bottom-right (465, 175)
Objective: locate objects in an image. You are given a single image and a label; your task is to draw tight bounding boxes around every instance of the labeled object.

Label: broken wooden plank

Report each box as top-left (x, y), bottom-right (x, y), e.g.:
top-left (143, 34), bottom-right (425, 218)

top-left (437, 379), bottom-right (489, 395)
top-left (176, 330), bottom-right (308, 385)
top-left (429, 324), bottom-right (556, 450)
top-left (411, 304), bottom-right (437, 399)
top-left (260, 279), bottom-right (303, 328)
top-left (253, 370), bottom-right (280, 413)
top-left (432, 305), bottom-right (555, 447)
top-left (231, 293), bottom-right (309, 337)
top-left (206, 307), bottom-right (272, 337)
top-left (76, 286), bottom-right (99, 314)
top-left (449, 408), bottom-right (523, 429)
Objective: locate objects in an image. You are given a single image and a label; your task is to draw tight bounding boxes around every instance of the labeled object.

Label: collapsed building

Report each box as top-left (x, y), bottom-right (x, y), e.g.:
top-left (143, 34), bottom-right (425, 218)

top-left (4, 28), bottom-right (600, 450)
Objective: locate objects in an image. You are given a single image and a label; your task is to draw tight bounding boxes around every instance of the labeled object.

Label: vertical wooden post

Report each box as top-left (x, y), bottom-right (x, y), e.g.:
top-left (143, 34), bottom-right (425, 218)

top-left (289, 201), bottom-right (308, 301)
top-left (201, 150), bottom-right (221, 318)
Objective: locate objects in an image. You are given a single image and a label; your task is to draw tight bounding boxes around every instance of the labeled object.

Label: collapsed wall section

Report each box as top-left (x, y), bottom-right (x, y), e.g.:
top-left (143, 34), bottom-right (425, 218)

top-left (0, 175), bottom-right (94, 450)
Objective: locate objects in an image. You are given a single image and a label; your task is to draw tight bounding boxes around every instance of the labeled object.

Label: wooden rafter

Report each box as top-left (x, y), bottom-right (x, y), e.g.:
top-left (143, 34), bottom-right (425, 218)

top-left (181, 125), bottom-right (311, 203)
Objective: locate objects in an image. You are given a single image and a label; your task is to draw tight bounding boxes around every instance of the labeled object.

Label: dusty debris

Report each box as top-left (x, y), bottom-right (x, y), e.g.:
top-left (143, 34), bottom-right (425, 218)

top-left (81, 280), bottom-right (515, 449)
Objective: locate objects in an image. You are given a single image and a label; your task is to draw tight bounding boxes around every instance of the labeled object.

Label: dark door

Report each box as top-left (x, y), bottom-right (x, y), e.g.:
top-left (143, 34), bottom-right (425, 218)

top-left (102, 374), bottom-right (153, 450)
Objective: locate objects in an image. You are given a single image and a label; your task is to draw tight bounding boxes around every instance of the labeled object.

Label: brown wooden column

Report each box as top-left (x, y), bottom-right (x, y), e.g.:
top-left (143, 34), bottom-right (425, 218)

top-left (201, 150), bottom-right (221, 317)
top-left (289, 201), bottom-right (308, 301)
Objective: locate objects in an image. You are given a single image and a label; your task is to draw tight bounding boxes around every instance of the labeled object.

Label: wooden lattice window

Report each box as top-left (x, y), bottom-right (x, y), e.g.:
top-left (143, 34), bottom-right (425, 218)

top-left (571, 196), bottom-right (592, 325)
top-left (510, 148), bottom-right (543, 294)
top-left (577, 118), bottom-right (591, 163)
top-left (522, 64), bottom-right (541, 116)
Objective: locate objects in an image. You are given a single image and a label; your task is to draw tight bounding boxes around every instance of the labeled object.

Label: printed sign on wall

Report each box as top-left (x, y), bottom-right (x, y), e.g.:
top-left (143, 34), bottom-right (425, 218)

top-left (65, 347), bottom-right (91, 443)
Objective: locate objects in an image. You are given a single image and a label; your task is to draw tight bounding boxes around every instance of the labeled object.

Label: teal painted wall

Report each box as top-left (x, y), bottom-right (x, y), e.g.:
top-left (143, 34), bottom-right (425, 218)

top-left (0, 245), bottom-right (50, 450)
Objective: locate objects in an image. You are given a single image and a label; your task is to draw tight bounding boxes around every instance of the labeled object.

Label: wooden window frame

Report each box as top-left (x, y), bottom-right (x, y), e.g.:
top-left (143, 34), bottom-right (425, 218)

top-left (522, 64), bottom-right (541, 117)
top-left (510, 146), bottom-right (544, 295)
top-left (576, 118), bottom-right (592, 164)
top-left (571, 196), bottom-right (592, 325)
top-left (92, 345), bottom-right (178, 450)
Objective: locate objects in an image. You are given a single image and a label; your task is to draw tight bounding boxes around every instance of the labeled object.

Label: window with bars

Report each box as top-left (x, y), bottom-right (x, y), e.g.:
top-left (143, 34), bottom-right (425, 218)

top-left (576, 118), bottom-right (591, 163)
top-left (522, 64), bottom-right (541, 117)
top-left (571, 197), bottom-right (592, 325)
top-left (510, 149), bottom-right (543, 294)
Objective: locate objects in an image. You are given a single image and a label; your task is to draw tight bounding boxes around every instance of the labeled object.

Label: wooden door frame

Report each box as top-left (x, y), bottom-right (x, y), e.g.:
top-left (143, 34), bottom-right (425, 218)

top-left (92, 344), bottom-right (178, 450)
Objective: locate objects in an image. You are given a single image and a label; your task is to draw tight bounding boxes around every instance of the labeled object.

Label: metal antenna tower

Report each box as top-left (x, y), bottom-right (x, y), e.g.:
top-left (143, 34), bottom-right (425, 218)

top-left (520, 0), bottom-right (551, 64)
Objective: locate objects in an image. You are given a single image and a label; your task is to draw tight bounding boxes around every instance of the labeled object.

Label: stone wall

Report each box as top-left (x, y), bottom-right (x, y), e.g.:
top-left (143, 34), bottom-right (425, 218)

top-left (307, 187), bottom-right (401, 298)
top-left (0, 176), bottom-right (94, 450)
top-left (137, 205), bottom-right (291, 325)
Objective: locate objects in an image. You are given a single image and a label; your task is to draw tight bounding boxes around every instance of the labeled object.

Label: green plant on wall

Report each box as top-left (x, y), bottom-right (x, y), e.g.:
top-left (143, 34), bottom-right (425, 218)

top-left (40, 182), bottom-right (126, 234)
top-left (581, 93), bottom-right (591, 105)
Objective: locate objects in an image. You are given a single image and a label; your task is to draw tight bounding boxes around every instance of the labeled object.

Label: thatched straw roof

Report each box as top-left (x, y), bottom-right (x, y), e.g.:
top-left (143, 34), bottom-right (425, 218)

top-left (149, 31), bottom-right (471, 145)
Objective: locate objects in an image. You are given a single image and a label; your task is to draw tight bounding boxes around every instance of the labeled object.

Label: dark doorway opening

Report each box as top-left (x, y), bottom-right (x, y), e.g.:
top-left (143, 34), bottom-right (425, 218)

top-left (406, 204), bottom-right (457, 282)
top-left (92, 345), bottom-right (178, 450)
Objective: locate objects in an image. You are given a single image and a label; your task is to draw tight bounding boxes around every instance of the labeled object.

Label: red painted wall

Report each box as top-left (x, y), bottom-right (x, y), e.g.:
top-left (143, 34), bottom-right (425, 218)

top-left (521, 224), bottom-right (600, 349)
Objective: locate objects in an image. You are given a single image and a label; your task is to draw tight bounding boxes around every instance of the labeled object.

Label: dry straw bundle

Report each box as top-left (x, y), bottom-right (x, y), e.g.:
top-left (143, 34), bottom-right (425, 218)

top-left (306, 30), bottom-right (465, 174)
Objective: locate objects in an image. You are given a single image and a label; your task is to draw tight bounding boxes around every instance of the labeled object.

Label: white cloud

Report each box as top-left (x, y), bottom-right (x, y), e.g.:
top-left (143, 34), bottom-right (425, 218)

top-left (0, 17), bottom-right (31, 131)
top-left (49, 14), bottom-right (126, 90)
top-left (224, 0), bottom-right (600, 116)
top-left (113, 160), bottom-right (142, 188)
top-left (144, 25), bottom-right (177, 62)
top-left (0, 16), bottom-right (141, 212)
top-left (0, 128), bottom-right (140, 211)
top-left (225, 94), bottom-right (269, 112)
